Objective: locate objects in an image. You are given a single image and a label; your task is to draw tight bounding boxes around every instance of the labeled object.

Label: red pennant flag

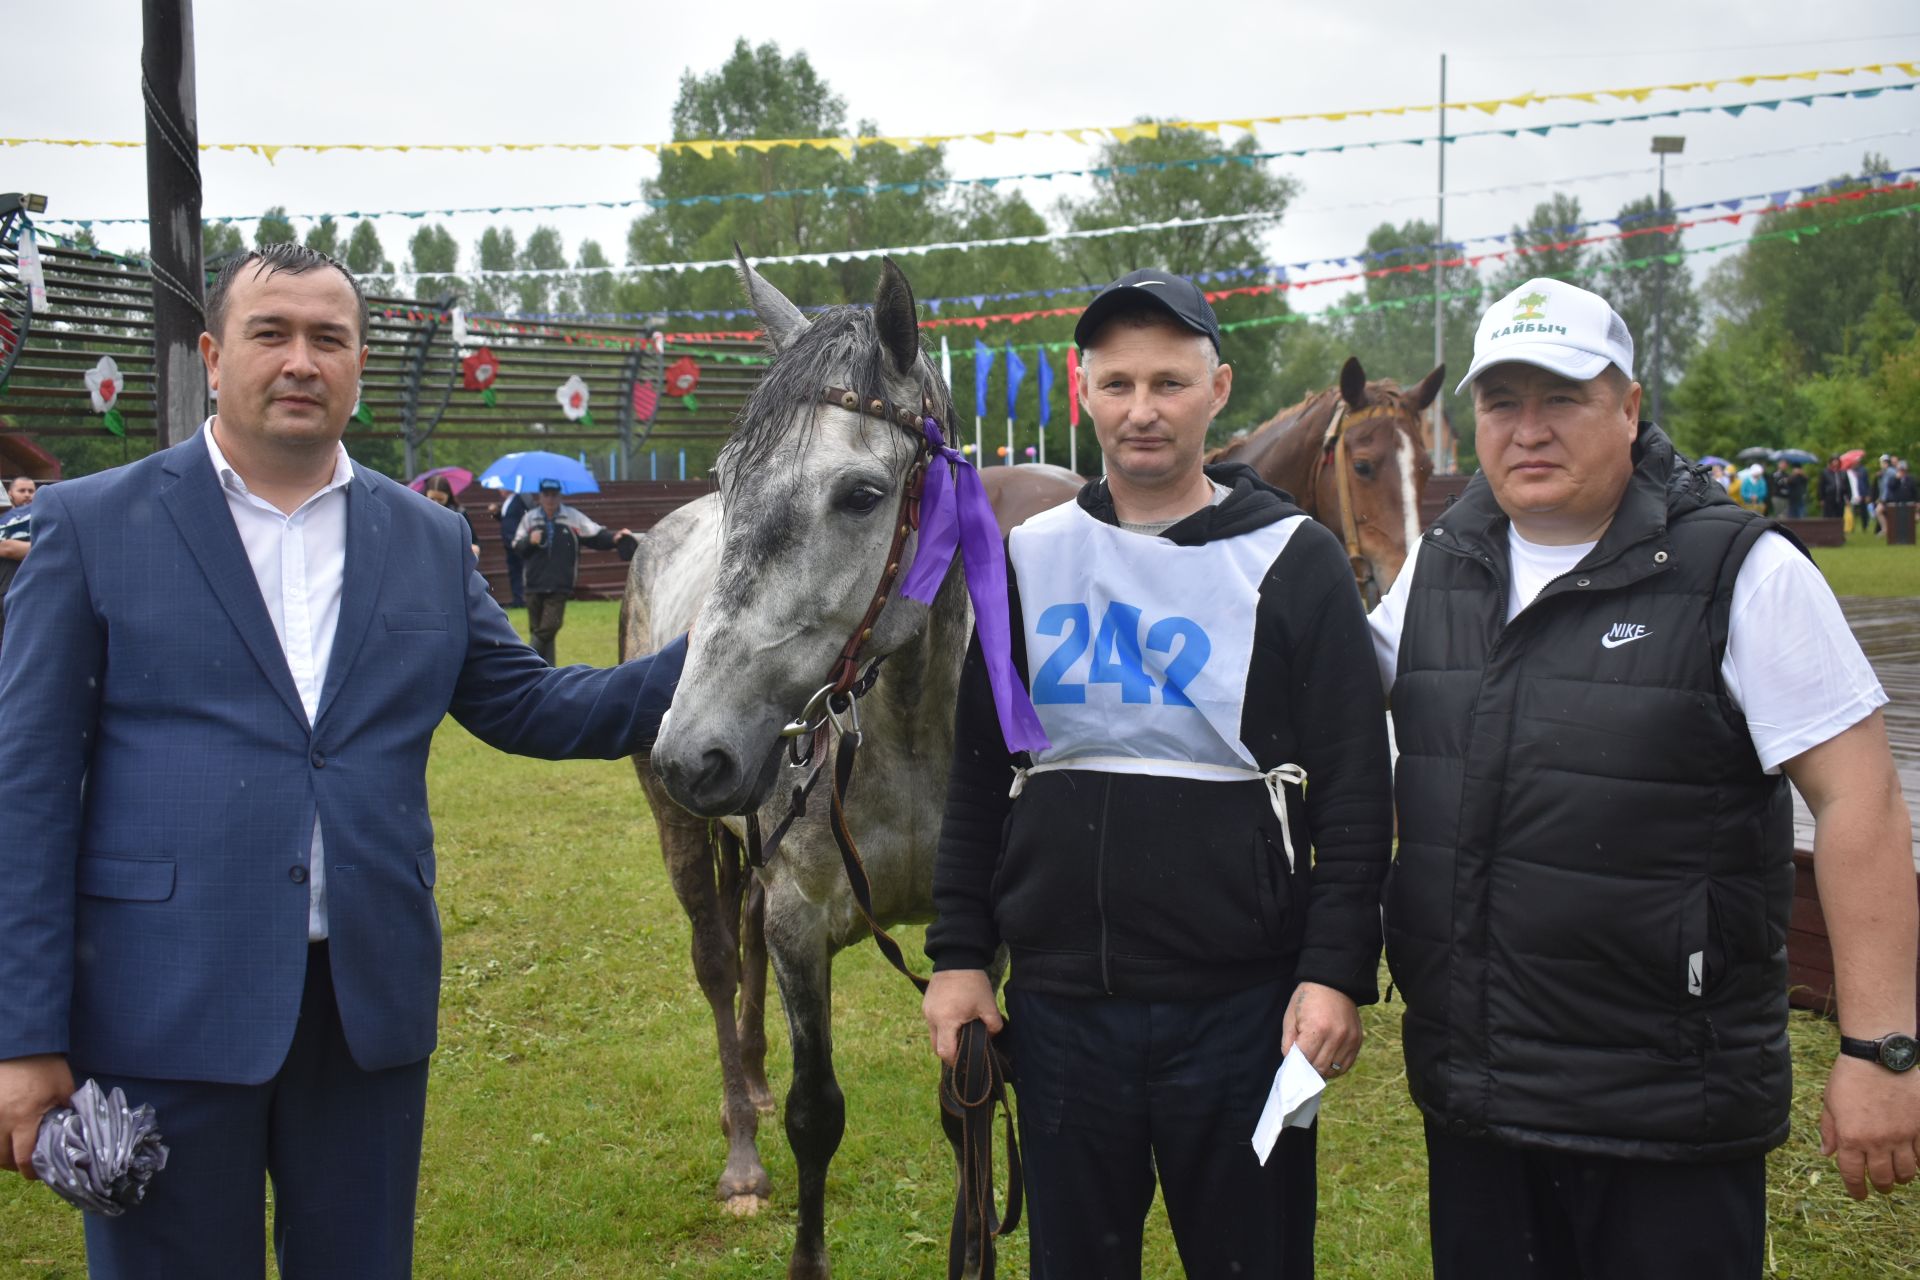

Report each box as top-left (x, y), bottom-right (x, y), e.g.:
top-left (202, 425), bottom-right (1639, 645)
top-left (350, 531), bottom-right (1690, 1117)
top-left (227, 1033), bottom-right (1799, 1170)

top-left (1066, 347), bottom-right (1080, 428)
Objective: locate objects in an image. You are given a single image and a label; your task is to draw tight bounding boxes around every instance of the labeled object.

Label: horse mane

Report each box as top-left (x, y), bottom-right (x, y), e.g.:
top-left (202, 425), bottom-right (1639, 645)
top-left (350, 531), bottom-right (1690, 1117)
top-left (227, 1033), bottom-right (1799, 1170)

top-left (720, 304), bottom-right (956, 480)
top-left (1204, 387), bottom-right (1340, 463)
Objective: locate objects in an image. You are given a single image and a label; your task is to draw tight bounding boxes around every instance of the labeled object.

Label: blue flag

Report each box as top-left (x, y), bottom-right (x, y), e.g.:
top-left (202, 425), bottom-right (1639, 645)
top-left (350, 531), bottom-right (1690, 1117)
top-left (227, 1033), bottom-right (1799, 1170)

top-left (974, 341), bottom-right (995, 420)
top-left (1035, 350), bottom-right (1053, 430)
top-left (1005, 345), bottom-right (1027, 421)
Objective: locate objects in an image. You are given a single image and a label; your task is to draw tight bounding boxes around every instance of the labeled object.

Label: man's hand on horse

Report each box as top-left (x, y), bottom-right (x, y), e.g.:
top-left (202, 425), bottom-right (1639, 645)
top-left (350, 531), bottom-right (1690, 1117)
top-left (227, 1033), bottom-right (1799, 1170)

top-left (922, 969), bottom-right (1004, 1066)
top-left (0, 1053), bottom-right (75, 1180)
top-left (1282, 982), bottom-right (1363, 1081)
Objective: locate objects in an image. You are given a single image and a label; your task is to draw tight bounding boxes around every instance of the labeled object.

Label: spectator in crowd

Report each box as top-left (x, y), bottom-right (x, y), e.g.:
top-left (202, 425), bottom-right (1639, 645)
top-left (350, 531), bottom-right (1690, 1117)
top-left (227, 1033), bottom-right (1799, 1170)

top-left (420, 475), bottom-right (481, 561)
top-left (1874, 455), bottom-right (1898, 534)
top-left (1738, 463), bottom-right (1768, 512)
top-left (1371, 277), bottom-right (1917, 1280)
top-left (1783, 462), bottom-right (1809, 519)
top-left (1887, 459), bottom-right (1917, 506)
top-left (1848, 457), bottom-right (1872, 532)
top-left (1820, 456), bottom-right (1848, 519)
top-left (1769, 459), bottom-right (1793, 517)
top-left (495, 488), bottom-right (530, 608)
top-left (0, 482), bottom-right (32, 651)
top-left (513, 478), bottom-right (631, 665)
top-left (6, 477), bottom-right (36, 509)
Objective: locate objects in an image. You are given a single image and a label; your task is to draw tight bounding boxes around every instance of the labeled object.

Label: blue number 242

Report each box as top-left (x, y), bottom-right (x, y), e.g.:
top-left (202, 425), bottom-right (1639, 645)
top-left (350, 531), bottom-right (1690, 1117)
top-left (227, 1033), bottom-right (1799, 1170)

top-left (1031, 602), bottom-right (1211, 707)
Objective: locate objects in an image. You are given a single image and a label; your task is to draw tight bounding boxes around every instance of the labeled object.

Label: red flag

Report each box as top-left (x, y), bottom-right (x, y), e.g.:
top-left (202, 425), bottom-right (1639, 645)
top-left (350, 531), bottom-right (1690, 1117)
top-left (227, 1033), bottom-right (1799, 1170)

top-left (1066, 347), bottom-right (1080, 428)
top-left (631, 380), bottom-right (658, 420)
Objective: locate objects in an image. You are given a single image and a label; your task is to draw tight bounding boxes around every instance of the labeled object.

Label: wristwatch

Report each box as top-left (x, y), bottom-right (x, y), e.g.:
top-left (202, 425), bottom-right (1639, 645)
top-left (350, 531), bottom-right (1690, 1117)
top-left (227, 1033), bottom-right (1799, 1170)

top-left (1839, 1032), bottom-right (1920, 1073)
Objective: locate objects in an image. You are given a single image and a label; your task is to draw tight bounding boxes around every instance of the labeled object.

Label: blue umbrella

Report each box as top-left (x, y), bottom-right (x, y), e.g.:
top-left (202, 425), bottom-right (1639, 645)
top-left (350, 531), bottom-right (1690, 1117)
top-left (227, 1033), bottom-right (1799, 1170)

top-left (477, 450), bottom-right (600, 495)
top-left (1697, 455), bottom-right (1731, 467)
top-left (1774, 448), bottom-right (1819, 465)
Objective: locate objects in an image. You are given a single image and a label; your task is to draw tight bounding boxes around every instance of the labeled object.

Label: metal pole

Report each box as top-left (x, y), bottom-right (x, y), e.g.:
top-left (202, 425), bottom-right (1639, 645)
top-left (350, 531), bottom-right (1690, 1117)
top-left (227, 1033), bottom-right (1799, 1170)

top-left (1432, 52), bottom-right (1449, 474)
top-left (142, 0), bottom-right (208, 448)
top-left (1651, 151), bottom-right (1668, 427)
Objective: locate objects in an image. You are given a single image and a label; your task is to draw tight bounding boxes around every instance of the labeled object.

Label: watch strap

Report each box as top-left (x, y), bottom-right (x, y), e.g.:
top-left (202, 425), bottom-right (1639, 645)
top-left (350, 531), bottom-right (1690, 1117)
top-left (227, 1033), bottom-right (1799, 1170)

top-left (1839, 1034), bottom-right (1884, 1062)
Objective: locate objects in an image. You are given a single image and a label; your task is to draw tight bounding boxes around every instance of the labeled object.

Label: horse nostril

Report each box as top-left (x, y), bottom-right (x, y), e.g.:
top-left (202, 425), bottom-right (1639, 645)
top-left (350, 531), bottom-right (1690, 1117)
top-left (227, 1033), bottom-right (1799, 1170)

top-left (694, 749), bottom-right (739, 800)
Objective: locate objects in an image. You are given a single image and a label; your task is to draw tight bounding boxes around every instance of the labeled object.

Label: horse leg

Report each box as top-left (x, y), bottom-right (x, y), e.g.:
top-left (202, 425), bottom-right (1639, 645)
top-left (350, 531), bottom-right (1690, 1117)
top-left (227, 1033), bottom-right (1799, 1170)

top-left (640, 770), bottom-right (771, 1215)
top-left (768, 906), bottom-right (843, 1280)
top-left (738, 869), bottom-right (775, 1114)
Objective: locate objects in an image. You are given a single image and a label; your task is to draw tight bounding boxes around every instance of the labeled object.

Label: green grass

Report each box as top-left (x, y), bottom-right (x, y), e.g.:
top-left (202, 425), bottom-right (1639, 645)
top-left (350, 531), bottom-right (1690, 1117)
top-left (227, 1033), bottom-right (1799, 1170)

top-left (4, 601), bottom-right (1915, 1276)
top-left (1811, 530), bottom-right (1920, 598)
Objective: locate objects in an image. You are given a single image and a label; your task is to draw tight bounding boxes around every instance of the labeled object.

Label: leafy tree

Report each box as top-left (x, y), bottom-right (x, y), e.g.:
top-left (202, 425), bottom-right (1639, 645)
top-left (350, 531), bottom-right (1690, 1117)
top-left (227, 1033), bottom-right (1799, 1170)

top-left (344, 221), bottom-right (394, 292)
top-left (408, 223), bottom-right (460, 303)
top-left (1492, 194), bottom-right (1589, 292)
top-left (471, 226), bottom-right (519, 313)
top-left (1604, 194), bottom-right (1701, 423)
top-left (202, 221), bottom-right (244, 263)
top-left (571, 239), bottom-right (617, 316)
top-left (304, 215), bottom-right (343, 259)
top-left (515, 225), bottom-right (567, 313)
top-left (255, 206), bottom-right (296, 247)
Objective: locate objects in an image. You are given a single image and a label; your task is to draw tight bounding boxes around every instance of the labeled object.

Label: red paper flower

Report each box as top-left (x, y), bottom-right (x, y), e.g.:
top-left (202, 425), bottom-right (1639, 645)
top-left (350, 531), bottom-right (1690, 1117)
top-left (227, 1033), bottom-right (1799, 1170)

top-left (664, 356), bottom-right (701, 398)
top-left (462, 346), bottom-right (500, 392)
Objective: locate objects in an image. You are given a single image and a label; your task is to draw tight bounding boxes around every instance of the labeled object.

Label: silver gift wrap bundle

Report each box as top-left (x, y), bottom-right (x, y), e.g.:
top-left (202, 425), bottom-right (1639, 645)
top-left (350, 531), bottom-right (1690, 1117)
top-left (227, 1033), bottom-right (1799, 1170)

top-left (31, 1079), bottom-right (169, 1216)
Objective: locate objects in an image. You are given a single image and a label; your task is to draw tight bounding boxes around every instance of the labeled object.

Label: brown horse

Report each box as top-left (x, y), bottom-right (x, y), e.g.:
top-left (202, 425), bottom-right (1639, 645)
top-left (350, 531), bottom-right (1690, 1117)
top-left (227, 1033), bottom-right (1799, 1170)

top-left (1208, 356), bottom-right (1442, 604)
top-left (978, 462), bottom-right (1084, 536)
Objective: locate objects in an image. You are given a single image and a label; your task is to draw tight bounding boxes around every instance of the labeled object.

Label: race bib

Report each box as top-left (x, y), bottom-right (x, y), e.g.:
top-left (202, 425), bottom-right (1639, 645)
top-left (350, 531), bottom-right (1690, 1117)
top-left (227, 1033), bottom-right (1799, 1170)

top-left (1010, 503), bottom-right (1304, 773)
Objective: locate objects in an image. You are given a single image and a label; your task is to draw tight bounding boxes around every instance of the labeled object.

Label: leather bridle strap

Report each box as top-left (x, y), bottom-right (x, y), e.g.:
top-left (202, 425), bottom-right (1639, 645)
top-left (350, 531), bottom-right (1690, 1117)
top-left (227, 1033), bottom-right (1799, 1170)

top-left (1320, 401), bottom-right (1378, 598)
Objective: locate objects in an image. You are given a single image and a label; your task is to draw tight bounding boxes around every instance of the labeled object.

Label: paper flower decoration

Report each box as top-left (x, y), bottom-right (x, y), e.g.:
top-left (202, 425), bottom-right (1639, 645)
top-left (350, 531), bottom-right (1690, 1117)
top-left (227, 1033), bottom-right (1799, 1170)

top-left (85, 356), bottom-right (126, 437)
top-left (556, 375), bottom-right (592, 424)
top-left (663, 356), bottom-right (700, 412)
top-left (631, 379), bottom-right (658, 421)
top-left (463, 346), bottom-right (501, 406)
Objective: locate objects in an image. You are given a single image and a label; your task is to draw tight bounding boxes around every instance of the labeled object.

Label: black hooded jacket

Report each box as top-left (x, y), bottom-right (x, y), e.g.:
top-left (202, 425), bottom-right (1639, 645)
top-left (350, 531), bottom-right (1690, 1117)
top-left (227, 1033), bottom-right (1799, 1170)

top-left (926, 462), bottom-right (1394, 1004)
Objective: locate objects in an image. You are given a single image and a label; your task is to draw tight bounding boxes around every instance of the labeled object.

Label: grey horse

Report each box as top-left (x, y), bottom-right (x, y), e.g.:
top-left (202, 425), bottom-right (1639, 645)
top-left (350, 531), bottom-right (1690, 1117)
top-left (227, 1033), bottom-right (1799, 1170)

top-left (621, 255), bottom-right (996, 1279)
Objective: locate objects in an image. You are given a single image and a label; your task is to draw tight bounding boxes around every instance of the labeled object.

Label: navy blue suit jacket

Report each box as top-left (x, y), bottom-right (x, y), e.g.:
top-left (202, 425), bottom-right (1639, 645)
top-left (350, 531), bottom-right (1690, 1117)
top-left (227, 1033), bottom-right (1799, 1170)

top-left (0, 431), bottom-right (684, 1083)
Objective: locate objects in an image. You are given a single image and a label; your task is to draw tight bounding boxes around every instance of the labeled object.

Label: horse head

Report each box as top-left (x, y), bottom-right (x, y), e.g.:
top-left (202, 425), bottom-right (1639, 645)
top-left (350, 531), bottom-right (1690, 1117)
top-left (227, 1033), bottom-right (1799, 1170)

top-left (1318, 355), bottom-right (1442, 599)
top-left (651, 253), bottom-right (954, 818)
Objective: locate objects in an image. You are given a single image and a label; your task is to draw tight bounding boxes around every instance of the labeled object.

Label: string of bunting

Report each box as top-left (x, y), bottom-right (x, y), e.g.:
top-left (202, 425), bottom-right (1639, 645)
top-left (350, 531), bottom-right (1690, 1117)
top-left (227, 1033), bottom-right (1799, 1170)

top-left (7, 59), bottom-right (1914, 162)
top-left (472, 165), bottom-right (1918, 323)
top-left (38, 90), bottom-right (1920, 229)
top-left (26, 196), bottom-right (1917, 429)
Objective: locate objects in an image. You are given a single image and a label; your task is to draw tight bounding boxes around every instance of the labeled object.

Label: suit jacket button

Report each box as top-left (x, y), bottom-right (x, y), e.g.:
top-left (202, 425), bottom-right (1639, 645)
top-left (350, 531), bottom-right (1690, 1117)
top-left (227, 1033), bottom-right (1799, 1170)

top-left (290, 865), bottom-right (308, 884)
top-left (310, 751), bottom-right (326, 769)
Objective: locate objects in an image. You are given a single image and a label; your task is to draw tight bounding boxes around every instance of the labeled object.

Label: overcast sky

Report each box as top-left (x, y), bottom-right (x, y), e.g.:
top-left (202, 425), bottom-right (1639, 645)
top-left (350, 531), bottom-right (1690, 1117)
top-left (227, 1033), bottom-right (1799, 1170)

top-left (10, 0), bottom-right (1919, 321)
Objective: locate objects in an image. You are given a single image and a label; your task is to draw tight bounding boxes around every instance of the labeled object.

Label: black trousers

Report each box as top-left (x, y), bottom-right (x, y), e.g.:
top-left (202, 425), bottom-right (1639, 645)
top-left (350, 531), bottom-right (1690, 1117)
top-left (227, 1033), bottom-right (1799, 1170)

top-left (1425, 1120), bottom-right (1766, 1280)
top-left (526, 591), bottom-right (567, 664)
top-left (1006, 976), bottom-right (1316, 1280)
top-left (501, 541), bottom-right (525, 605)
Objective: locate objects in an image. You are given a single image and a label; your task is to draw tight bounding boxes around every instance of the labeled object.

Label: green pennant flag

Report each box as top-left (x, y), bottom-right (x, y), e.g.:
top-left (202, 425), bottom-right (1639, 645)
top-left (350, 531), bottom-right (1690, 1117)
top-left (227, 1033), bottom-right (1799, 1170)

top-left (103, 408), bottom-right (126, 437)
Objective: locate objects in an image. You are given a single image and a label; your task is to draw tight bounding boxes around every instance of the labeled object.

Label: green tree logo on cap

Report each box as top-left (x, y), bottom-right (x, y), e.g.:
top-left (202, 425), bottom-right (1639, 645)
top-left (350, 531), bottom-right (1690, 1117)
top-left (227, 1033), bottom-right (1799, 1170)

top-left (1513, 291), bottom-right (1549, 322)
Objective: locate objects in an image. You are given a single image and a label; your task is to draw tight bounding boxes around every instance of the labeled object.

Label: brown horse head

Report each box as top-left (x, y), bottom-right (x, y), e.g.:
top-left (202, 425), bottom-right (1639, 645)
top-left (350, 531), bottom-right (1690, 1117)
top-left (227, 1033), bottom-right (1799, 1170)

top-left (1208, 355), bottom-right (1442, 602)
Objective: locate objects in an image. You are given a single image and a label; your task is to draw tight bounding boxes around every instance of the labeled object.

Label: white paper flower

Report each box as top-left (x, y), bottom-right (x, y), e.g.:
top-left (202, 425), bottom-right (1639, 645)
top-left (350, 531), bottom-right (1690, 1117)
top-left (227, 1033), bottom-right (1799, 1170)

top-left (85, 356), bottom-right (123, 413)
top-left (555, 375), bottom-right (590, 422)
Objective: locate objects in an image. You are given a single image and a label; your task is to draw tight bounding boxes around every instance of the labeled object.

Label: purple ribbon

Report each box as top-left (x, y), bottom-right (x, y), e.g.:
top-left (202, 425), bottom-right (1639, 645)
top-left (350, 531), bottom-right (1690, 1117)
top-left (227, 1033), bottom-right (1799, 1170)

top-left (900, 418), bottom-right (1051, 754)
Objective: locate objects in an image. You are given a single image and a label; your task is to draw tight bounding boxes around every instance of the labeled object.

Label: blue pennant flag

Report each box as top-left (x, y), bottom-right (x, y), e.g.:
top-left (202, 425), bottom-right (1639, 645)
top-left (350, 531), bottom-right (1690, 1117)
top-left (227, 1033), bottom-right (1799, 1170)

top-left (1005, 345), bottom-right (1028, 421)
top-left (1036, 350), bottom-right (1053, 430)
top-left (974, 341), bottom-right (995, 420)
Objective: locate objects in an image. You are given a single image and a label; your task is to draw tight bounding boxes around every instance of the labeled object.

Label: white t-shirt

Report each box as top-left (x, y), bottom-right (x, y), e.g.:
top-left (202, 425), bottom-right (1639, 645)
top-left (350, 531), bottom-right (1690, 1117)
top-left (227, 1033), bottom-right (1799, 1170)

top-left (1369, 527), bottom-right (1886, 774)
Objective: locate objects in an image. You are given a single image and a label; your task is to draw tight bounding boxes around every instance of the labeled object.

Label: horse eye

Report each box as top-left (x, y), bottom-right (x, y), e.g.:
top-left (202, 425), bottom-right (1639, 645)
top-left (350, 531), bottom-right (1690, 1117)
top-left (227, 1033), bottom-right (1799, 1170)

top-left (1353, 459), bottom-right (1374, 478)
top-left (841, 487), bottom-right (884, 514)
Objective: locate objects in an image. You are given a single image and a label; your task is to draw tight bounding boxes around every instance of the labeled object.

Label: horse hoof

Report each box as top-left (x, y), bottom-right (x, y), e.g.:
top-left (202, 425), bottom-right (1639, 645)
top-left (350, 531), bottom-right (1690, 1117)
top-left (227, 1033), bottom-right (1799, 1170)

top-left (724, 1193), bottom-right (768, 1217)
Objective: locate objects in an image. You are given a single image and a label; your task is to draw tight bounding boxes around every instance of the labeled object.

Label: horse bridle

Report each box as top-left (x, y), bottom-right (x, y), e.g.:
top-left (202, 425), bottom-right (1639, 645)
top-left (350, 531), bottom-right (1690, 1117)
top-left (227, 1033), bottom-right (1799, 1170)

top-left (743, 380), bottom-right (1023, 1272)
top-left (1313, 399), bottom-right (1398, 601)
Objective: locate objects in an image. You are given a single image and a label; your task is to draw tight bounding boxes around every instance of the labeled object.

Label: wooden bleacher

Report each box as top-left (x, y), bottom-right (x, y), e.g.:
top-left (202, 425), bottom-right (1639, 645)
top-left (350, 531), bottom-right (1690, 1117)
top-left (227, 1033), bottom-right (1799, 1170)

top-left (473, 480), bottom-right (713, 604)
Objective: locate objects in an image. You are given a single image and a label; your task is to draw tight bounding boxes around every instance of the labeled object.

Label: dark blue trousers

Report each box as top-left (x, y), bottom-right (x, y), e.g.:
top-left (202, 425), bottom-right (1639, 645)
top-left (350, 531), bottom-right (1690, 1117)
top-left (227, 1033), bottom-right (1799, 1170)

top-left (1006, 976), bottom-right (1316, 1280)
top-left (79, 944), bottom-right (430, 1280)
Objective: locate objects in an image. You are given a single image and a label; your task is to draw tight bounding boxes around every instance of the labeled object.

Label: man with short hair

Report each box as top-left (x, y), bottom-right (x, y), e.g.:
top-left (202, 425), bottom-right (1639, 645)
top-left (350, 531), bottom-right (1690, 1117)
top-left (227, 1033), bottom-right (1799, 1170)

top-left (0, 477), bottom-right (32, 650)
top-left (512, 478), bottom-right (630, 665)
top-left (1370, 277), bottom-right (1919, 1280)
top-left (0, 242), bottom-right (686, 1278)
top-left (924, 268), bottom-right (1393, 1276)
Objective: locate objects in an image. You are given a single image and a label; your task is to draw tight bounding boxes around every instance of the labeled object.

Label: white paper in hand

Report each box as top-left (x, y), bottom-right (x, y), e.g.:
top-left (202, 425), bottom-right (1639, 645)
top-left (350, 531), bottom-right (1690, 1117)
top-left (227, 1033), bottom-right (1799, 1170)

top-left (1250, 1046), bottom-right (1325, 1166)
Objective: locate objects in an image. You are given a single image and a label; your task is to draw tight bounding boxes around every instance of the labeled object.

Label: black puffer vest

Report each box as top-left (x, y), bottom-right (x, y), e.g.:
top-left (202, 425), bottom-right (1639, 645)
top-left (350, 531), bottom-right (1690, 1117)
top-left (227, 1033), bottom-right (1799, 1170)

top-left (1386, 423), bottom-right (1797, 1161)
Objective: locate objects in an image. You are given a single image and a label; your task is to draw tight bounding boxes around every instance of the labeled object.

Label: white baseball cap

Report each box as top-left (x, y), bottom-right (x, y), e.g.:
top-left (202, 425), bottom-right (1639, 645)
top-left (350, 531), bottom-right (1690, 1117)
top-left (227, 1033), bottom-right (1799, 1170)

top-left (1455, 278), bottom-right (1635, 395)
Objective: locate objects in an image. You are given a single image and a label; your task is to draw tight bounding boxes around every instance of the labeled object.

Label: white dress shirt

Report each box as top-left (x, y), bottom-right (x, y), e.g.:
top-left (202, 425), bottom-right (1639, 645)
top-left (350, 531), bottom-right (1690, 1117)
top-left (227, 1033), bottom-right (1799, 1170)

top-left (202, 419), bottom-right (354, 941)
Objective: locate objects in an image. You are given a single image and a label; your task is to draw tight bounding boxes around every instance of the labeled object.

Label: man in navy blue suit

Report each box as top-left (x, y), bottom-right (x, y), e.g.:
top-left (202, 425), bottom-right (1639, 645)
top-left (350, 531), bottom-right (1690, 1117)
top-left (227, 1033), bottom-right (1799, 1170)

top-left (0, 244), bottom-right (687, 1277)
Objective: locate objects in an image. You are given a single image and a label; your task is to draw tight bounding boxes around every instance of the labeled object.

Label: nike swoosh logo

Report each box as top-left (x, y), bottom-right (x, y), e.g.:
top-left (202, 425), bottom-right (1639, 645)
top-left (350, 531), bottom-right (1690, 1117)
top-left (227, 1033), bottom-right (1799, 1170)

top-left (1600, 632), bottom-right (1649, 649)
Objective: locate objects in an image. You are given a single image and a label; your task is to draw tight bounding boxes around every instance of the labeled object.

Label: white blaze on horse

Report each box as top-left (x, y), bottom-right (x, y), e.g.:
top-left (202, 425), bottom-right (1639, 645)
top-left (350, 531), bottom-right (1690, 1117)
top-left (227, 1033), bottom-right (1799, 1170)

top-left (623, 255), bottom-right (1018, 1280)
top-left (1208, 356), bottom-right (1443, 604)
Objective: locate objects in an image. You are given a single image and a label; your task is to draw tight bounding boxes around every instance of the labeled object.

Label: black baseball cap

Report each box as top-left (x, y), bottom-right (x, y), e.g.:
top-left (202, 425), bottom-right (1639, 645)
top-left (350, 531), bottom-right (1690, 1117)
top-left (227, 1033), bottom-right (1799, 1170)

top-left (1074, 268), bottom-right (1221, 353)
top-left (537, 478), bottom-right (563, 493)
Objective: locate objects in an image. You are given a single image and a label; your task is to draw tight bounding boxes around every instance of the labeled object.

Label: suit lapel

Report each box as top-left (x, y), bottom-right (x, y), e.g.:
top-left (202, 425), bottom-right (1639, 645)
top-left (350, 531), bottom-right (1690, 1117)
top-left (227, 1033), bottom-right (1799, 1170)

top-left (317, 470), bottom-right (390, 724)
top-left (158, 432), bottom-right (311, 733)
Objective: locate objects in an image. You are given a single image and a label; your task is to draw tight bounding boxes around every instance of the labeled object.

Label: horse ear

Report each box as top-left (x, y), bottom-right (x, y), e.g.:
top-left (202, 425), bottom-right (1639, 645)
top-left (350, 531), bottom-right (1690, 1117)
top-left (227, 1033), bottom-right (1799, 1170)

top-left (1409, 364), bottom-right (1446, 413)
top-left (1339, 356), bottom-right (1368, 409)
top-left (733, 242), bottom-right (810, 352)
top-left (873, 256), bottom-right (921, 379)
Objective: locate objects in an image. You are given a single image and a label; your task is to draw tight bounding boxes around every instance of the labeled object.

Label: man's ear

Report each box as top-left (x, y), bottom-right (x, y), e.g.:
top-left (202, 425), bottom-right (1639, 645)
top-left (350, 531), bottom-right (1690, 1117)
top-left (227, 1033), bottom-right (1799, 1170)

top-left (1622, 379), bottom-right (1644, 428)
top-left (199, 331), bottom-right (221, 394)
top-left (1211, 361), bottom-right (1234, 419)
